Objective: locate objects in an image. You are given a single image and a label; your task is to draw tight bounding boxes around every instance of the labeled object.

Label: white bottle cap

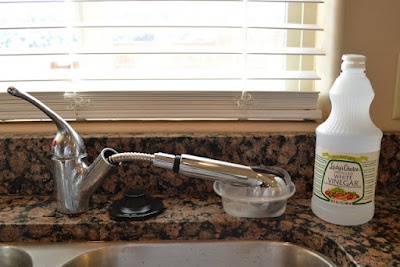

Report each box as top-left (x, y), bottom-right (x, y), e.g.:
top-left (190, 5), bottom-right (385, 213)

top-left (341, 54), bottom-right (366, 70)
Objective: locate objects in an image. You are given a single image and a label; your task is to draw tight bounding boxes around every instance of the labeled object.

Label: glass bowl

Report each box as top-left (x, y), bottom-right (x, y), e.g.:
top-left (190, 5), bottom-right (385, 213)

top-left (213, 166), bottom-right (296, 218)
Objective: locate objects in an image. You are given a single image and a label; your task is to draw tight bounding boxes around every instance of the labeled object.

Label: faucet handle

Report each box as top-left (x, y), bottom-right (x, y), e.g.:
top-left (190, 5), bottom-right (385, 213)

top-left (7, 87), bottom-right (87, 158)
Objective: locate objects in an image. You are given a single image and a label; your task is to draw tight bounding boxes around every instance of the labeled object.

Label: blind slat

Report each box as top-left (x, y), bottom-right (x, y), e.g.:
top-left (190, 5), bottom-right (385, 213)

top-left (0, 80), bottom-right (317, 92)
top-left (1, 48), bottom-right (325, 56)
top-left (1, 71), bottom-right (320, 82)
top-left (0, 0), bottom-right (323, 2)
top-left (1, 23), bottom-right (323, 30)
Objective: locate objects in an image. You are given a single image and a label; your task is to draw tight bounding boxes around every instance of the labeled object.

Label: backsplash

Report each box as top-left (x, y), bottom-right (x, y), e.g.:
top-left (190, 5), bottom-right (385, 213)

top-left (1, 133), bottom-right (399, 197)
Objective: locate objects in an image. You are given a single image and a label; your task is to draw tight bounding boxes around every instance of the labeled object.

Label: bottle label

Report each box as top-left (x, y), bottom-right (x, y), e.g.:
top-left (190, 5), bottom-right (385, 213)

top-left (313, 146), bottom-right (379, 206)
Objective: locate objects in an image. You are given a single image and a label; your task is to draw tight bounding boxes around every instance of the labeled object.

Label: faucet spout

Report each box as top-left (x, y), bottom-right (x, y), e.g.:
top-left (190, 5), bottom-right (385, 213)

top-left (7, 87), bottom-right (118, 214)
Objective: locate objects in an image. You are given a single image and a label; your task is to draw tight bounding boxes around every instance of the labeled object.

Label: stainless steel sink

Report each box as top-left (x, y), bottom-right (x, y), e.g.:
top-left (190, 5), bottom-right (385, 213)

top-left (0, 240), bottom-right (337, 267)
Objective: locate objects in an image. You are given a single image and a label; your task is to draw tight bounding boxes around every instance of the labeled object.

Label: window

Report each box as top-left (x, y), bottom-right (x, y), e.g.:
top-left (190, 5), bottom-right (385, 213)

top-left (0, 0), bottom-right (325, 121)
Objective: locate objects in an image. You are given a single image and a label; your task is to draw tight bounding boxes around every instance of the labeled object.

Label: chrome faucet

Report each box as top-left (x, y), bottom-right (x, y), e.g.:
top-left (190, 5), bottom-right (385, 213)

top-left (7, 87), bottom-right (118, 214)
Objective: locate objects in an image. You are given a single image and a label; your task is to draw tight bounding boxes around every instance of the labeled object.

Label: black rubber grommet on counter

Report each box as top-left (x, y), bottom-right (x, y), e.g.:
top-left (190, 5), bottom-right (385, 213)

top-left (109, 188), bottom-right (164, 220)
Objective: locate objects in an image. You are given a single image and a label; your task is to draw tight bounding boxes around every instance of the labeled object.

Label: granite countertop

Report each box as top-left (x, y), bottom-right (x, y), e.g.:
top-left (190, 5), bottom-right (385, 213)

top-left (0, 189), bottom-right (399, 267)
top-left (1, 133), bottom-right (400, 267)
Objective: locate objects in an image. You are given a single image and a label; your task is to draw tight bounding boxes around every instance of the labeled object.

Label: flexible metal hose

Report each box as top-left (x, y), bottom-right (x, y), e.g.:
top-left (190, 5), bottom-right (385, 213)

top-left (108, 152), bottom-right (155, 165)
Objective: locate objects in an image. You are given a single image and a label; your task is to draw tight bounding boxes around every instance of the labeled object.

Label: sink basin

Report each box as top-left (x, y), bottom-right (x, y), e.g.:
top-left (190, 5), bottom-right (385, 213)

top-left (0, 240), bottom-right (337, 267)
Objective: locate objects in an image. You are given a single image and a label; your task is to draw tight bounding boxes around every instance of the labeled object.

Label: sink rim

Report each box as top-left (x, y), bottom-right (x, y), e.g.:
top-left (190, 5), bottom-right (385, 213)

top-left (0, 240), bottom-right (338, 267)
top-left (0, 245), bottom-right (33, 267)
top-left (63, 240), bottom-right (337, 267)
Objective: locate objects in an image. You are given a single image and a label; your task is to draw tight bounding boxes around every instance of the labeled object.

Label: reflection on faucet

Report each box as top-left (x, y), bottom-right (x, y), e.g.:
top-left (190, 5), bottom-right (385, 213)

top-left (7, 87), bottom-right (118, 214)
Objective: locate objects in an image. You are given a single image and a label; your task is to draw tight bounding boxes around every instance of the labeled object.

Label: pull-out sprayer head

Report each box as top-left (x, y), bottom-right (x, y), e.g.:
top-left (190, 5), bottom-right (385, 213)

top-left (152, 153), bottom-right (284, 188)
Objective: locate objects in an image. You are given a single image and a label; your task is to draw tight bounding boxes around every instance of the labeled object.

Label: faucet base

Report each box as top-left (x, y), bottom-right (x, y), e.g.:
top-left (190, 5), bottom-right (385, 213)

top-left (54, 148), bottom-right (118, 215)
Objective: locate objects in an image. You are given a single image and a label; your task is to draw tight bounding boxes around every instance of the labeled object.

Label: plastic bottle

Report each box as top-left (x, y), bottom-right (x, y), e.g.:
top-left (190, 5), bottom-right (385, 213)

top-left (311, 54), bottom-right (383, 226)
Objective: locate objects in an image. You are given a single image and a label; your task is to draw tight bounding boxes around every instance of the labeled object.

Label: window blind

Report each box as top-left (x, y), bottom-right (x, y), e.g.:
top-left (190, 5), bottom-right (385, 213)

top-left (0, 0), bottom-right (324, 121)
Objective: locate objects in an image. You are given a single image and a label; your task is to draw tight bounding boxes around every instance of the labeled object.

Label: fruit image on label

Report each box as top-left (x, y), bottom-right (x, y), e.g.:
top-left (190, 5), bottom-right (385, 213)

top-left (313, 147), bottom-right (379, 207)
top-left (324, 187), bottom-right (360, 201)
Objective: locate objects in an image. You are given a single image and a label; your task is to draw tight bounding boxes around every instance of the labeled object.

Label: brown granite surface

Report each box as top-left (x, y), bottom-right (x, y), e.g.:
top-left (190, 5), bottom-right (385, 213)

top-left (0, 133), bottom-right (400, 266)
top-left (1, 133), bottom-right (400, 196)
top-left (0, 133), bottom-right (319, 196)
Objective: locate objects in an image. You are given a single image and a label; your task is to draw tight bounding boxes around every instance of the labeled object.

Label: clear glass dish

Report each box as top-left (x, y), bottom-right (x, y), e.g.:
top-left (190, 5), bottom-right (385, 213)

top-left (213, 167), bottom-right (296, 218)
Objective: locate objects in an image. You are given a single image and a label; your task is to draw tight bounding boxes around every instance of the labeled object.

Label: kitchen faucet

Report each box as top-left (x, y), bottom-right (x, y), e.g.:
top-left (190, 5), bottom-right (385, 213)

top-left (8, 87), bottom-right (119, 214)
top-left (8, 87), bottom-right (284, 215)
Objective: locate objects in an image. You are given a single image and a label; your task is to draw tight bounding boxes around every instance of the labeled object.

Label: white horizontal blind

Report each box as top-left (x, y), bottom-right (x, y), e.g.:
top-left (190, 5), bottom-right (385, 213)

top-left (0, 0), bottom-right (324, 121)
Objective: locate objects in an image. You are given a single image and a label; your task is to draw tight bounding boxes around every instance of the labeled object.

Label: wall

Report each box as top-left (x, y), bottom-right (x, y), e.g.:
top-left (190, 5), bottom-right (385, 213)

top-left (342, 0), bottom-right (400, 131)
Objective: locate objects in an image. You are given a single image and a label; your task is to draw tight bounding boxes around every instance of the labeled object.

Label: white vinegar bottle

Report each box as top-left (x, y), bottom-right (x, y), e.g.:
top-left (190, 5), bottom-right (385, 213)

top-left (311, 54), bottom-right (383, 226)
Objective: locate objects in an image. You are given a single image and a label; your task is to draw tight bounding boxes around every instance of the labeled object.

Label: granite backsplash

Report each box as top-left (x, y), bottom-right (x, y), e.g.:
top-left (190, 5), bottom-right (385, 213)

top-left (1, 132), bottom-right (399, 197)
